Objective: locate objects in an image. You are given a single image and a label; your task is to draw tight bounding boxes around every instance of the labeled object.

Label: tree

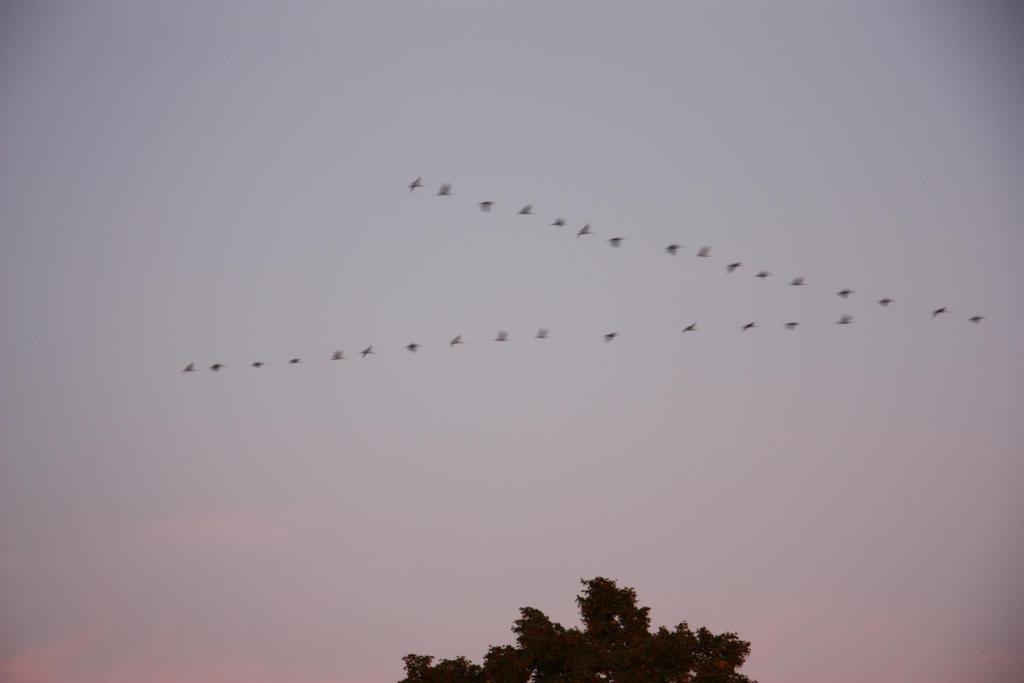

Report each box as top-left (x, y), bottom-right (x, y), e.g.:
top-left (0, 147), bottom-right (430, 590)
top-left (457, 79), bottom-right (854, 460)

top-left (398, 577), bottom-right (755, 683)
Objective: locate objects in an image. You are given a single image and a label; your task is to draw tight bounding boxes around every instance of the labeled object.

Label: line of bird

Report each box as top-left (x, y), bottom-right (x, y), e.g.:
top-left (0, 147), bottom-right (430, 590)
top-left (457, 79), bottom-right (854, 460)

top-left (182, 311), bottom-right (986, 372)
top-left (407, 176), bottom-right (990, 314)
top-left (179, 177), bottom-right (989, 373)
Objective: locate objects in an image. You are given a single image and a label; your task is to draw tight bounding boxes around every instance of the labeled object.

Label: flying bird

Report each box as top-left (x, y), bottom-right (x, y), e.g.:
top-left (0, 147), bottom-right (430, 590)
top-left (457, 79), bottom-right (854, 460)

top-left (604, 332), bottom-right (618, 343)
top-left (406, 343), bottom-right (419, 352)
top-left (536, 329), bottom-right (549, 339)
top-left (755, 270), bottom-right (770, 278)
top-left (878, 298), bottom-right (894, 307)
top-left (932, 307), bottom-right (948, 318)
top-left (790, 277), bottom-right (806, 286)
top-left (408, 176), bottom-right (423, 192)
top-left (665, 244), bottom-right (680, 255)
top-left (837, 289), bottom-right (854, 298)
top-left (210, 363), bottom-right (224, 371)
top-left (697, 246), bottom-right (711, 258)
top-left (682, 323), bottom-right (698, 334)
top-left (608, 237), bottom-right (623, 247)
top-left (742, 322), bottom-right (757, 331)
top-left (331, 351), bottom-right (344, 361)
top-left (494, 330), bottom-right (509, 342)
top-left (726, 262), bottom-right (742, 273)
top-left (577, 224), bottom-right (592, 237)
top-left (361, 346), bottom-right (374, 358)
top-left (479, 201), bottom-right (494, 212)
top-left (182, 363), bottom-right (195, 372)
top-left (837, 315), bottom-right (853, 325)
top-left (251, 361), bottom-right (264, 368)
top-left (449, 335), bottom-right (463, 347)
top-left (785, 322), bottom-right (799, 330)
top-left (518, 204), bottom-right (533, 215)
top-left (551, 218), bottom-right (566, 227)
top-left (437, 183), bottom-right (452, 196)
top-left (968, 316), bottom-right (985, 324)
top-left (289, 358), bottom-right (301, 364)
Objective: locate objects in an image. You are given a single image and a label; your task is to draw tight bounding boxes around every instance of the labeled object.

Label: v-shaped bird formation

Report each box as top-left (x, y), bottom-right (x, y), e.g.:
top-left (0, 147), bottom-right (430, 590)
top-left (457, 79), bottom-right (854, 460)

top-left (179, 175), bottom-right (989, 373)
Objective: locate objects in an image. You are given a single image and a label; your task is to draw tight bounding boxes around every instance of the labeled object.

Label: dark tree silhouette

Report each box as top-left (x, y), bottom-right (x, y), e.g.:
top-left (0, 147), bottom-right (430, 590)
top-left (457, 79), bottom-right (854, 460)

top-left (398, 577), bottom-right (755, 683)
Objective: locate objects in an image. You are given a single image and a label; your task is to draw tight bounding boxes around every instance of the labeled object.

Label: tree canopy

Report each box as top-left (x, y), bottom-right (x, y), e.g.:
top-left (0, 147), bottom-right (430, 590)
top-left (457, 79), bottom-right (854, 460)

top-left (398, 577), bottom-right (755, 683)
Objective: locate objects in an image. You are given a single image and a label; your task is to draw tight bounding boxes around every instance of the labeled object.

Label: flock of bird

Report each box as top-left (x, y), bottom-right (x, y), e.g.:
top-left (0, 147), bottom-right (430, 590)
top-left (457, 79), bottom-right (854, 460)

top-left (180, 176), bottom-right (987, 373)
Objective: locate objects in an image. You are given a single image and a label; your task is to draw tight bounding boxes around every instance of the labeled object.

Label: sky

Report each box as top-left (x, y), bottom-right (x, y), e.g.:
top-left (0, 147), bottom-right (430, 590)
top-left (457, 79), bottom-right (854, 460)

top-left (1, 1), bottom-right (1022, 682)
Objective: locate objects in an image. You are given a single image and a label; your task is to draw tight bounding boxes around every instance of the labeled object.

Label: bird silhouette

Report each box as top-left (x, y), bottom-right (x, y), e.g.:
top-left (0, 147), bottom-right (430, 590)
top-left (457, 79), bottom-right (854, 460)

top-left (408, 176), bottom-right (423, 192)
top-left (697, 246), bottom-right (711, 258)
top-left (837, 289), bottom-right (854, 298)
top-left (210, 363), bottom-right (224, 371)
top-left (790, 277), bottom-right (806, 286)
top-left (494, 330), bottom-right (509, 342)
top-left (536, 329), bottom-right (549, 339)
top-left (604, 332), bottom-right (618, 342)
top-left (437, 183), bottom-right (452, 196)
top-left (361, 346), bottom-right (374, 358)
top-left (479, 201), bottom-right (494, 212)
top-left (449, 335), bottom-right (463, 347)
top-left (577, 224), bottom-right (592, 237)
top-left (518, 205), bottom-right (533, 215)
top-left (837, 315), bottom-right (853, 325)
top-left (608, 237), bottom-right (623, 247)
top-left (785, 322), bottom-right (799, 330)
top-left (932, 307), bottom-right (948, 318)
top-left (289, 358), bottom-right (301, 364)
top-left (251, 361), bottom-right (264, 368)
top-left (755, 270), bottom-right (770, 278)
top-left (182, 363), bottom-right (195, 372)
top-left (742, 322), bottom-right (757, 331)
top-left (726, 262), bottom-right (742, 273)
top-left (551, 218), bottom-right (566, 227)
top-left (331, 351), bottom-right (344, 361)
top-left (665, 244), bottom-right (680, 255)
top-left (682, 323), bottom-right (698, 334)
top-left (968, 316), bottom-right (985, 324)
top-left (406, 343), bottom-right (419, 352)
top-left (878, 298), bottom-right (894, 307)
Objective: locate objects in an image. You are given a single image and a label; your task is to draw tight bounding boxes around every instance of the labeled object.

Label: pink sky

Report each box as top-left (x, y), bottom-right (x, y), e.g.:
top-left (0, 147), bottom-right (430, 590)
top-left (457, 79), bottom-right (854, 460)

top-left (1, 2), bottom-right (1022, 682)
